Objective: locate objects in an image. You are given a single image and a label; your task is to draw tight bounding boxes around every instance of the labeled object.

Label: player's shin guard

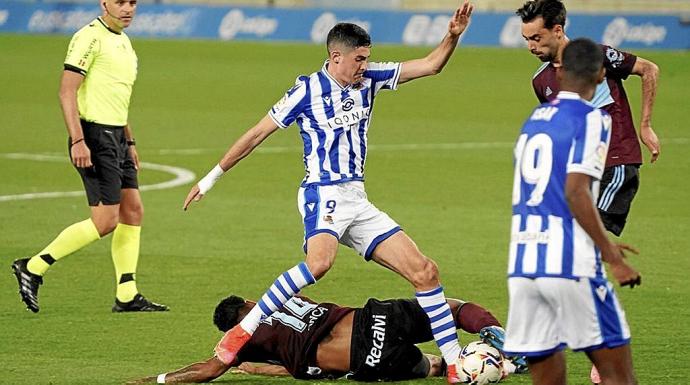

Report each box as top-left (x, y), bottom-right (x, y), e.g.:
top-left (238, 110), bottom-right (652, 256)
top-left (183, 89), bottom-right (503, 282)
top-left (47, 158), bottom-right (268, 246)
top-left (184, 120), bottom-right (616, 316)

top-left (111, 223), bottom-right (140, 302)
top-left (416, 286), bottom-right (462, 375)
top-left (239, 262), bottom-right (316, 334)
top-left (26, 219), bottom-right (101, 275)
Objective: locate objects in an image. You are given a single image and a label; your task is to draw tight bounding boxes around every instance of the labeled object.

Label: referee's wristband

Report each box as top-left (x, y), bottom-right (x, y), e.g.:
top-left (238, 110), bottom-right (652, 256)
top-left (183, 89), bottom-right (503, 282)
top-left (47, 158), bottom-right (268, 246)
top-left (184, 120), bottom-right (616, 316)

top-left (197, 164), bottom-right (225, 194)
top-left (156, 373), bottom-right (167, 383)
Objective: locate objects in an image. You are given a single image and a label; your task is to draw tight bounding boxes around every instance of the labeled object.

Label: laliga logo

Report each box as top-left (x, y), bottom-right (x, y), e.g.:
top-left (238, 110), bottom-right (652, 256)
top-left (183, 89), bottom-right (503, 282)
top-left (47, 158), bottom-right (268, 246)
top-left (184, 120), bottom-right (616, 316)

top-left (403, 14), bottom-right (458, 46)
top-left (219, 9), bottom-right (278, 40)
top-left (28, 10), bottom-right (93, 32)
top-left (499, 16), bottom-right (525, 47)
top-left (603, 17), bottom-right (666, 46)
top-left (311, 12), bottom-right (371, 43)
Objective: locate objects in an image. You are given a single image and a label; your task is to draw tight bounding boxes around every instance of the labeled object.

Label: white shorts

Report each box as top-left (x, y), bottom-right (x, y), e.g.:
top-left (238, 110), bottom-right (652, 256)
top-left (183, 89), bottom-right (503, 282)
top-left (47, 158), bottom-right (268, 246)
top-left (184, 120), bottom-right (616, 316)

top-left (297, 181), bottom-right (400, 259)
top-left (503, 276), bottom-right (630, 357)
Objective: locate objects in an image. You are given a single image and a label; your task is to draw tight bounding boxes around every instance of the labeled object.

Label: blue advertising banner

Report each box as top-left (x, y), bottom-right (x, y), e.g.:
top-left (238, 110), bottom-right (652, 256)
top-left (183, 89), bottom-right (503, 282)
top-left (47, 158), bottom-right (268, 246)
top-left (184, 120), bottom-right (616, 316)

top-left (0, 1), bottom-right (688, 49)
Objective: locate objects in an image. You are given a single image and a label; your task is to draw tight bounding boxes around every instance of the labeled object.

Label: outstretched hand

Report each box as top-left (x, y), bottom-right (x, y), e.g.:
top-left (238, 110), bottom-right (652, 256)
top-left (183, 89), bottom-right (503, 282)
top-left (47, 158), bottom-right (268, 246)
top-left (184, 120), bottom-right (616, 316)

top-left (183, 184), bottom-right (204, 211)
top-left (448, 0), bottom-right (474, 37)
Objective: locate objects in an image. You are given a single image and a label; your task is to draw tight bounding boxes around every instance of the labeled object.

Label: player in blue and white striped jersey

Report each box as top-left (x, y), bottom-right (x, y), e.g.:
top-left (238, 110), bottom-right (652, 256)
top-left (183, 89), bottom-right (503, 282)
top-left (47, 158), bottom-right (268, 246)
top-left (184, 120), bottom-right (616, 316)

top-left (503, 38), bottom-right (641, 385)
top-left (183, 3), bottom-right (474, 383)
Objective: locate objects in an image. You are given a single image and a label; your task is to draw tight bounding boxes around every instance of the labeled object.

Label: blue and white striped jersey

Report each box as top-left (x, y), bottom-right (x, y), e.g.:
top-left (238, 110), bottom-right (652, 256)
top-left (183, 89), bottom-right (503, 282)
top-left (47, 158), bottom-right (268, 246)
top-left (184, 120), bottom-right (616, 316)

top-left (509, 91), bottom-right (612, 279)
top-left (269, 60), bottom-right (401, 186)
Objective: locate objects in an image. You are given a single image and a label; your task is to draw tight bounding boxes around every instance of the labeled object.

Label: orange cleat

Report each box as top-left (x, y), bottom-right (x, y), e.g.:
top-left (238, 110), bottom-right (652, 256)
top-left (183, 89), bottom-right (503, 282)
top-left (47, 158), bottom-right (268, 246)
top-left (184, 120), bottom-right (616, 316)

top-left (214, 325), bottom-right (252, 365)
top-left (446, 363), bottom-right (462, 384)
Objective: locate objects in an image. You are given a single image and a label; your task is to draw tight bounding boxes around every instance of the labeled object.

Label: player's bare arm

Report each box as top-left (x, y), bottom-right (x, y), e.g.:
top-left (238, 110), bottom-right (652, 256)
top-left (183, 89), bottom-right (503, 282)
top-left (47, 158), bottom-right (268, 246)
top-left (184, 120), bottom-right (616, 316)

top-left (632, 56), bottom-right (660, 163)
top-left (236, 362), bottom-right (291, 376)
top-left (59, 70), bottom-right (92, 168)
top-left (123, 123), bottom-right (140, 170)
top-left (565, 172), bottom-right (641, 287)
top-left (398, 0), bottom-right (474, 84)
top-left (182, 114), bottom-right (279, 210)
top-left (128, 356), bottom-right (231, 384)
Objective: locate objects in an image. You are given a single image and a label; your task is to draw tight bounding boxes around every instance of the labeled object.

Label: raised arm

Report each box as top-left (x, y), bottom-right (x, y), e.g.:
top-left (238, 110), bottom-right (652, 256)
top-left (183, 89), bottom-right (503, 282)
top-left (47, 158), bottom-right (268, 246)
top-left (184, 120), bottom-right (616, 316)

top-left (398, 0), bottom-right (474, 84)
top-left (183, 114), bottom-right (280, 210)
top-left (127, 356), bottom-right (231, 384)
top-left (565, 173), bottom-right (641, 287)
top-left (631, 56), bottom-right (660, 163)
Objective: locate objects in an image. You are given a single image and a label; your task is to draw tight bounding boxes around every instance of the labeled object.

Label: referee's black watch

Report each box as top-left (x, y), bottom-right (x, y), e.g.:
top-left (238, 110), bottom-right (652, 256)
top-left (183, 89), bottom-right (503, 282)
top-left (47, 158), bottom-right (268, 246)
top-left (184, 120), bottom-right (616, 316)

top-left (127, 139), bottom-right (136, 146)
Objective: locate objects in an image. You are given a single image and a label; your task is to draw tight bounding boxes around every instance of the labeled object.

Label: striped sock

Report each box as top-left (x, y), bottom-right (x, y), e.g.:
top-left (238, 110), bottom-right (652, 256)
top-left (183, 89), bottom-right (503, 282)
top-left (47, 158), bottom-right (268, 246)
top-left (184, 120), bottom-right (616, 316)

top-left (239, 262), bottom-right (316, 334)
top-left (416, 286), bottom-right (462, 366)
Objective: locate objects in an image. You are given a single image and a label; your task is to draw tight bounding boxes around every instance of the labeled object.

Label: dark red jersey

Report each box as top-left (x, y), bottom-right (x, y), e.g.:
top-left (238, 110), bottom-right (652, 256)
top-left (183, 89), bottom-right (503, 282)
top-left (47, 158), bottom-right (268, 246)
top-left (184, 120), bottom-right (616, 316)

top-left (532, 44), bottom-right (641, 167)
top-left (237, 297), bottom-right (354, 379)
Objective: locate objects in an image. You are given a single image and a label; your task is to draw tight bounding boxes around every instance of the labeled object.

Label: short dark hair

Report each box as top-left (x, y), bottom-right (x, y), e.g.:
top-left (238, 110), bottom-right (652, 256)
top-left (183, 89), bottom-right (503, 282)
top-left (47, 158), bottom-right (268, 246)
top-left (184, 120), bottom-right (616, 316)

top-left (326, 23), bottom-right (371, 52)
top-left (562, 38), bottom-right (604, 85)
top-left (516, 0), bottom-right (566, 29)
top-left (213, 295), bottom-right (246, 332)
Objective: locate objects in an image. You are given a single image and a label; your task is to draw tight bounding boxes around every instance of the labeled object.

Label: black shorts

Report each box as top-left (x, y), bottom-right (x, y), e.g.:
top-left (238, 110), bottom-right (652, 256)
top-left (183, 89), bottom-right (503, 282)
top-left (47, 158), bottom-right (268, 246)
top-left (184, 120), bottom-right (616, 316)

top-left (69, 120), bottom-right (138, 206)
top-left (349, 298), bottom-right (433, 381)
top-left (596, 164), bottom-right (640, 236)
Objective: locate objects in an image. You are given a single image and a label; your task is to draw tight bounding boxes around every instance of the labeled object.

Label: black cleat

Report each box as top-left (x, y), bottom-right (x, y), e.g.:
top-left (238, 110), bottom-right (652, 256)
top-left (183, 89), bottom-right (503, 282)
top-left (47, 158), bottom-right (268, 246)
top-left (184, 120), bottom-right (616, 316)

top-left (12, 258), bottom-right (43, 313)
top-left (112, 293), bottom-right (169, 312)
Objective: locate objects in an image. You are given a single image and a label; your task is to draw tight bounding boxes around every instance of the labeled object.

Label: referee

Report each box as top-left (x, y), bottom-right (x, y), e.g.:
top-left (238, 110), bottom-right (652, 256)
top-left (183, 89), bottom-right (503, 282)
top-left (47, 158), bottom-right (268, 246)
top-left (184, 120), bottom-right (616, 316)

top-left (12, 0), bottom-right (167, 313)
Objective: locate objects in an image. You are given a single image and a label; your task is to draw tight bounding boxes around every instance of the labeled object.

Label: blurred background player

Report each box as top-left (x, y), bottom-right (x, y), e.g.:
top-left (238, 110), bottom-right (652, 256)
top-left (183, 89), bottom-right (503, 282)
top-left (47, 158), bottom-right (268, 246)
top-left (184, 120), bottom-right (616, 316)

top-left (504, 38), bottom-right (642, 385)
top-left (182, 2), bottom-right (474, 383)
top-left (130, 294), bottom-right (524, 383)
top-left (11, 0), bottom-right (167, 313)
top-left (517, 0), bottom-right (660, 237)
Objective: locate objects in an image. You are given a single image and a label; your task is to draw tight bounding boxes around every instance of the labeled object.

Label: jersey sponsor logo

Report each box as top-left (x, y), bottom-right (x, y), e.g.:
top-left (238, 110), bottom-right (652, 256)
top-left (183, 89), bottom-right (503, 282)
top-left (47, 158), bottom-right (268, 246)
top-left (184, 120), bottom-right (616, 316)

top-left (365, 314), bottom-right (387, 367)
top-left (326, 106), bottom-right (370, 130)
top-left (306, 306), bottom-right (328, 331)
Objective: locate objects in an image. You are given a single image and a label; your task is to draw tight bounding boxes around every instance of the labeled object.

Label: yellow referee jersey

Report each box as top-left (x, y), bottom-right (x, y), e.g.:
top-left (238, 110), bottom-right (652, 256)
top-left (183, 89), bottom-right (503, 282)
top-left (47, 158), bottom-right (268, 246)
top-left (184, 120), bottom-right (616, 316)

top-left (64, 17), bottom-right (137, 126)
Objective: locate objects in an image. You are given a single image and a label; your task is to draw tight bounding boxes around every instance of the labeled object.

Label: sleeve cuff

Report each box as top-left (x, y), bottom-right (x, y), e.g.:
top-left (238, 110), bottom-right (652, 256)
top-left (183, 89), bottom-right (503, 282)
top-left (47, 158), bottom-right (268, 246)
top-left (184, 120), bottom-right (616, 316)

top-left (64, 64), bottom-right (86, 76)
top-left (567, 164), bottom-right (604, 179)
top-left (268, 111), bottom-right (288, 129)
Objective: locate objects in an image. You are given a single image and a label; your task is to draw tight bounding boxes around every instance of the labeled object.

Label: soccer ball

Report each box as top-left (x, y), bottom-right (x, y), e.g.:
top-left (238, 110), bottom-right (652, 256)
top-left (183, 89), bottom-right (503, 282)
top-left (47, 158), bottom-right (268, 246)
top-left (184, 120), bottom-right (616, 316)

top-left (459, 341), bottom-right (504, 384)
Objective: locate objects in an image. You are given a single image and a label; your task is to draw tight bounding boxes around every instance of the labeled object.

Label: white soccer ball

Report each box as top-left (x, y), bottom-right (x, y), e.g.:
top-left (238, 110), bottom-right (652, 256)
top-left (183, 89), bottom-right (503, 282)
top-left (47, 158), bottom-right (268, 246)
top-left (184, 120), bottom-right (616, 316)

top-left (459, 341), bottom-right (504, 384)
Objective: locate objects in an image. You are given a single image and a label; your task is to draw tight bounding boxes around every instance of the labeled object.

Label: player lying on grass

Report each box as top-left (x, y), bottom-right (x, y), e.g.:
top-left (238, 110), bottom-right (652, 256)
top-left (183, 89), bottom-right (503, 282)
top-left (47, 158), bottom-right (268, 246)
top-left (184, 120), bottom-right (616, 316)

top-left (130, 295), bottom-right (526, 383)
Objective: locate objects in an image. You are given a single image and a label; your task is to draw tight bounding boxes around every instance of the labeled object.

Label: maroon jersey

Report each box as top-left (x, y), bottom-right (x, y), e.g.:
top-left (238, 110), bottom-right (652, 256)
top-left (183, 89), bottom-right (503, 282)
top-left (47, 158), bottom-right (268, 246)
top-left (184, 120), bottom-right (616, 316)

top-left (532, 44), bottom-right (641, 167)
top-left (236, 297), bottom-right (354, 379)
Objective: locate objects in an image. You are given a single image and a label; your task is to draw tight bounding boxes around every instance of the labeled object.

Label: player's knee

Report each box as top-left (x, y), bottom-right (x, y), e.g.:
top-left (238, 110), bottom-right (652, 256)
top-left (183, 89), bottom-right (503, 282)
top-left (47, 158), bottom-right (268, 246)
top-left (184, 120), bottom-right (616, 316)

top-left (305, 257), bottom-right (333, 280)
top-left (122, 202), bottom-right (144, 223)
top-left (94, 215), bottom-right (119, 236)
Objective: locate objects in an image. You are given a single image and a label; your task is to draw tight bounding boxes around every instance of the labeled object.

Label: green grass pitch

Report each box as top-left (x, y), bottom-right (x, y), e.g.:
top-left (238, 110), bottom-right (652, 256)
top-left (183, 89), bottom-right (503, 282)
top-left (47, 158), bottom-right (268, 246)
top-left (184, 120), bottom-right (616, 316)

top-left (1, 34), bottom-right (689, 384)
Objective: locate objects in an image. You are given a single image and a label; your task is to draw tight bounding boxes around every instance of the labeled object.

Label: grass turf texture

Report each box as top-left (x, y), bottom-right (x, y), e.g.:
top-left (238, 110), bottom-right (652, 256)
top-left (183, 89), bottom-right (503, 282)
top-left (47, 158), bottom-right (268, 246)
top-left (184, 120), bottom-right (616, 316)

top-left (1, 34), bottom-right (689, 384)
